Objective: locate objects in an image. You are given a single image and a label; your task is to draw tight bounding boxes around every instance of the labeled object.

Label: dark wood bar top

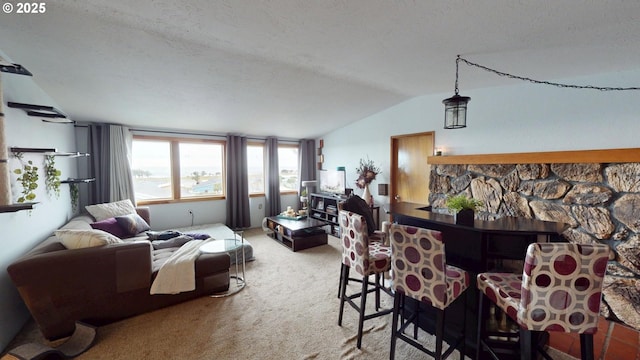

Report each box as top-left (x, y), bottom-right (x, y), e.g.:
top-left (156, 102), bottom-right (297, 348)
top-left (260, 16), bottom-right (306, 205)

top-left (389, 201), bottom-right (568, 236)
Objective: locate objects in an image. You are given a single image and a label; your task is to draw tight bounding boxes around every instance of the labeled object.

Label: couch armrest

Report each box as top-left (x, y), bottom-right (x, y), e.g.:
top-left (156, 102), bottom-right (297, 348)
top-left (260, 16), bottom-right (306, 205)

top-left (135, 206), bottom-right (151, 226)
top-left (8, 242), bottom-right (153, 330)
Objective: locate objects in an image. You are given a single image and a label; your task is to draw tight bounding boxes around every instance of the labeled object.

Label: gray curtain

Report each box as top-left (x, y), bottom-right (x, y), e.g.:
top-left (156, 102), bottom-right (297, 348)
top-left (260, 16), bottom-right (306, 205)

top-left (226, 135), bottom-right (250, 229)
top-left (298, 139), bottom-right (316, 194)
top-left (265, 137), bottom-right (281, 216)
top-left (85, 123), bottom-right (135, 206)
top-left (87, 123), bottom-right (110, 205)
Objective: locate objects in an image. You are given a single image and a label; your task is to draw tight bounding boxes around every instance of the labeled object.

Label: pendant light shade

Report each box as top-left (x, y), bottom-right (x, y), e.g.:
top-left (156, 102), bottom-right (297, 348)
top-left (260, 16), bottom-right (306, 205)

top-left (443, 94), bottom-right (470, 129)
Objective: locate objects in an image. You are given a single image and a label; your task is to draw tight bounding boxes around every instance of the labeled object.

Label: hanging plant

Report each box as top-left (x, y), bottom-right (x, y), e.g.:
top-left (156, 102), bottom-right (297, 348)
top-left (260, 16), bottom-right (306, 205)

top-left (44, 155), bottom-right (62, 199)
top-left (70, 183), bottom-right (79, 212)
top-left (13, 153), bottom-right (39, 203)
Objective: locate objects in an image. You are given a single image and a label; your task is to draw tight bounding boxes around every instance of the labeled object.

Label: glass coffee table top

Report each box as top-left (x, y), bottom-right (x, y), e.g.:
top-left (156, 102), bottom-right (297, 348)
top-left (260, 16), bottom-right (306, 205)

top-left (200, 239), bottom-right (242, 254)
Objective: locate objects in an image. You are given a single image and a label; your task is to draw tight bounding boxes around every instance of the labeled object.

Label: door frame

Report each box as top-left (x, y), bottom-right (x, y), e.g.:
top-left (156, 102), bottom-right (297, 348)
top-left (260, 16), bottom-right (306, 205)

top-left (389, 131), bottom-right (435, 206)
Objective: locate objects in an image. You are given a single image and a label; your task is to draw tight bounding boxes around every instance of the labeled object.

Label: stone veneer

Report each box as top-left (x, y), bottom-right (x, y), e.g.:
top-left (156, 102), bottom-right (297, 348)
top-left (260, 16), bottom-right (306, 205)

top-left (428, 162), bottom-right (640, 330)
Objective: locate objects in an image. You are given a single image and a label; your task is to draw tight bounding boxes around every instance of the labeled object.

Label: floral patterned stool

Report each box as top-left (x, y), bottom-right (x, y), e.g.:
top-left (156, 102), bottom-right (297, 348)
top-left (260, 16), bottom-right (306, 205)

top-left (476, 243), bottom-right (610, 360)
top-left (389, 224), bottom-right (470, 360)
top-left (337, 210), bottom-right (393, 349)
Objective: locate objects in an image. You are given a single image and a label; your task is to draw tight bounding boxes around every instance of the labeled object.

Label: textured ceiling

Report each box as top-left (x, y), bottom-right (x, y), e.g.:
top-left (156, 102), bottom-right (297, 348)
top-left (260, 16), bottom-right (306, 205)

top-left (1, 0), bottom-right (639, 138)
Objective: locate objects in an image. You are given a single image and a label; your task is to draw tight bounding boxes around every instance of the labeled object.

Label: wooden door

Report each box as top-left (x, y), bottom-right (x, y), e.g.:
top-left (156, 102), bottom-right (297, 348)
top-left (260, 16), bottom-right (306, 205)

top-left (390, 132), bottom-right (434, 205)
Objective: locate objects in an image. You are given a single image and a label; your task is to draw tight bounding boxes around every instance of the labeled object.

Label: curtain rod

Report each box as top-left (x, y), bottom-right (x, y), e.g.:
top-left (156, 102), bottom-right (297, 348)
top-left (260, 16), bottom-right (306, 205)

top-left (128, 127), bottom-right (302, 142)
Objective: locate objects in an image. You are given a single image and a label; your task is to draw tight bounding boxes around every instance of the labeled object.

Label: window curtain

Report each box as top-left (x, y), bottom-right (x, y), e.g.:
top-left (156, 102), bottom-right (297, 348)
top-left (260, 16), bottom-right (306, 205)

top-left (84, 123), bottom-right (135, 207)
top-left (226, 135), bottom-right (250, 229)
top-left (265, 136), bottom-right (281, 216)
top-left (298, 139), bottom-right (316, 194)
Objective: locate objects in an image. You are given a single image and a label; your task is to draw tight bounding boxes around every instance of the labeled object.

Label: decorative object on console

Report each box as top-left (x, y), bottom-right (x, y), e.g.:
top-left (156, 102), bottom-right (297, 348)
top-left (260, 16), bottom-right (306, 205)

top-left (301, 180), bottom-right (317, 210)
top-left (355, 157), bottom-right (380, 206)
top-left (444, 193), bottom-right (482, 227)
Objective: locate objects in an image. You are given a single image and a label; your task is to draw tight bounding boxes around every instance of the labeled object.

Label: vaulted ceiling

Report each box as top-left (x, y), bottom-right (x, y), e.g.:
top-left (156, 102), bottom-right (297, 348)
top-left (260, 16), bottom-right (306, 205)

top-left (1, 1), bottom-right (639, 138)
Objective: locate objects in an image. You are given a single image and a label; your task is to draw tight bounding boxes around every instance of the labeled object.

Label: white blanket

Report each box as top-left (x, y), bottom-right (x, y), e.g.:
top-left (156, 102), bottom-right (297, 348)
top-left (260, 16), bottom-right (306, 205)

top-left (150, 239), bottom-right (211, 295)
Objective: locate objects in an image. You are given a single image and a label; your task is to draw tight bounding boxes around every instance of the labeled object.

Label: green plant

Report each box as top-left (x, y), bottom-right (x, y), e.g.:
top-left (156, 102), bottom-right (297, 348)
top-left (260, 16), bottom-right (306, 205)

top-left (70, 183), bottom-right (79, 212)
top-left (44, 155), bottom-right (62, 199)
top-left (445, 194), bottom-right (482, 213)
top-left (13, 155), bottom-right (39, 203)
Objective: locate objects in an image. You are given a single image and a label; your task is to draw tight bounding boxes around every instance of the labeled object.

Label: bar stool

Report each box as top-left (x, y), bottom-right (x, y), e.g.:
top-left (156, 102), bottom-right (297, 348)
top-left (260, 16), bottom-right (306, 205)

top-left (476, 242), bottom-right (610, 360)
top-left (338, 210), bottom-right (393, 349)
top-left (389, 224), bottom-right (470, 360)
top-left (336, 197), bottom-right (389, 299)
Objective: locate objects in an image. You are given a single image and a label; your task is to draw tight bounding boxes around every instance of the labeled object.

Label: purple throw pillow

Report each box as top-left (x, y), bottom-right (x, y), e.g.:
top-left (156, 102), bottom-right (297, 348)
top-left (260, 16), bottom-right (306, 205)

top-left (90, 217), bottom-right (128, 239)
top-left (115, 213), bottom-right (151, 237)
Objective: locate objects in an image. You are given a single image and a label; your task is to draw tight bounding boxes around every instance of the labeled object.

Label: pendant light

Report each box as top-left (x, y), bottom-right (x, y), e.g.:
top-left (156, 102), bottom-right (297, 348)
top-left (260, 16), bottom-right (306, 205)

top-left (443, 55), bottom-right (470, 129)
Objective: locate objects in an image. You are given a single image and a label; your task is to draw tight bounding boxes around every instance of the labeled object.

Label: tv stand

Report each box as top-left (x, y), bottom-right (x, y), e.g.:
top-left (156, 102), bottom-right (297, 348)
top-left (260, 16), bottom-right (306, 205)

top-left (309, 193), bottom-right (342, 237)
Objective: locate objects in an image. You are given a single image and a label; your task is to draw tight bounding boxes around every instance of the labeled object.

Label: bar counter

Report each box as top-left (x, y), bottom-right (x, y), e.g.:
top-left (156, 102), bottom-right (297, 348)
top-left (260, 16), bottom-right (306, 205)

top-left (388, 201), bottom-right (569, 357)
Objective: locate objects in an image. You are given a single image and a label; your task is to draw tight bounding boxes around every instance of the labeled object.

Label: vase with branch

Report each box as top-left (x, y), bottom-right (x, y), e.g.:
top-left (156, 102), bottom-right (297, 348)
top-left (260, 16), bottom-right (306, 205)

top-left (355, 157), bottom-right (380, 206)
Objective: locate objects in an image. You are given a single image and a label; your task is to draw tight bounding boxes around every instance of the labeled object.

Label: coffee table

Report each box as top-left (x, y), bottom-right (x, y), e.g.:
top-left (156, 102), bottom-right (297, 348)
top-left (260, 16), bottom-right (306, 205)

top-left (200, 230), bottom-right (246, 297)
top-left (265, 216), bottom-right (328, 252)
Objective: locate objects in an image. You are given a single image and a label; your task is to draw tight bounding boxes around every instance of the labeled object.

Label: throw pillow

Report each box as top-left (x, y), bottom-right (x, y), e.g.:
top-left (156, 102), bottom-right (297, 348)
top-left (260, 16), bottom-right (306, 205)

top-left (85, 199), bottom-right (136, 222)
top-left (55, 229), bottom-right (122, 249)
top-left (116, 213), bottom-right (151, 236)
top-left (90, 217), bottom-right (128, 238)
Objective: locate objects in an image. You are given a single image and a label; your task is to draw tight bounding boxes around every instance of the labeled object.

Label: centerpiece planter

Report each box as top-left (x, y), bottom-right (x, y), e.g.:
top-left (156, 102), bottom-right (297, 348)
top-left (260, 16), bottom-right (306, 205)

top-left (454, 208), bottom-right (475, 227)
top-left (445, 194), bottom-right (482, 227)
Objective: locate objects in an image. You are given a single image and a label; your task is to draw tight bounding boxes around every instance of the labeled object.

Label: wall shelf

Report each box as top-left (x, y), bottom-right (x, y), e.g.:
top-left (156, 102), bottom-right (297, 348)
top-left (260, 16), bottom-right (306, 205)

top-left (0, 61), bottom-right (32, 76)
top-left (10, 147), bottom-right (90, 157)
top-left (427, 147), bottom-right (640, 165)
top-left (61, 178), bottom-right (95, 184)
top-left (7, 102), bottom-right (72, 123)
top-left (0, 203), bottom-right (37, 213)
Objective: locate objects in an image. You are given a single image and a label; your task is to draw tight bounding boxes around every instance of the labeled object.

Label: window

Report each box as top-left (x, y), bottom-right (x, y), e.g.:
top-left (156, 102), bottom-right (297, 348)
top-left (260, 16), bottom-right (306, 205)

top-left (247, 144), bottom-right (265, 194)
top-left (132, 137), bottom-right (225, 203)
top-left (279, 145), bottom-right (299, 193)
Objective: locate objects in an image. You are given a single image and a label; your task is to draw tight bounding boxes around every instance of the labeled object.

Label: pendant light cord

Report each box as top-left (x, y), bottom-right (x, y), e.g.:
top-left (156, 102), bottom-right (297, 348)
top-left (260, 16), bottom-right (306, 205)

top-left (457, 55), bottom-right (640, 91)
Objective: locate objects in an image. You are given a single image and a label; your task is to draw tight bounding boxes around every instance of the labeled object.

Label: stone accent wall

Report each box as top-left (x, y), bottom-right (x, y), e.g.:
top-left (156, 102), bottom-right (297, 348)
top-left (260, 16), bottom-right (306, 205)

top-left (429, 163), bottom-right (640, 330)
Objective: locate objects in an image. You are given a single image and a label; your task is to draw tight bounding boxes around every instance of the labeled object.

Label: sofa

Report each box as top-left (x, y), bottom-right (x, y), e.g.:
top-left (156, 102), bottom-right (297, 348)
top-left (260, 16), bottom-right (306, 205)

top-left (7, 206), bottom-right (231, 340)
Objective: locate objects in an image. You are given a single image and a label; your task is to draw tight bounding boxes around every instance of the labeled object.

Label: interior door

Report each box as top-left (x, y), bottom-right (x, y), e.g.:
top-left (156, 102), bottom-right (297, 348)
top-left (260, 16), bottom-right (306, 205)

top-left (390, 132), bottom-right (434, 205)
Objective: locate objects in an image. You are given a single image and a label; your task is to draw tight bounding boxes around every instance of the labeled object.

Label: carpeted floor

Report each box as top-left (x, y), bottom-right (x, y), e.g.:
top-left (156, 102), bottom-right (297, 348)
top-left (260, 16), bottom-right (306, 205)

top-left (4, 228), bottom-right (576, 359)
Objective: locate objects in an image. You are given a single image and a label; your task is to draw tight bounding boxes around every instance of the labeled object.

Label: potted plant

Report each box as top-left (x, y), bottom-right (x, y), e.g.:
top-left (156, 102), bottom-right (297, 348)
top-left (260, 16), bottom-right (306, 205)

top-left (445, 193), bottom-right (482, 226)
top-left (44, 155), bottom-right (62, 199)
top-left (13, 154), bottom-right (39, 203)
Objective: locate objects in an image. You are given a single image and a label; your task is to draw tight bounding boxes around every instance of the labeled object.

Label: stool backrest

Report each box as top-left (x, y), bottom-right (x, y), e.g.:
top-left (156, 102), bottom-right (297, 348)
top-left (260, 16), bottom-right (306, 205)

top-left (519, 243), bottom-right (610, 333)
top-left (339, 210), bottom-right (371, 276)
top-left (389, 224), bottom-right (460, 310)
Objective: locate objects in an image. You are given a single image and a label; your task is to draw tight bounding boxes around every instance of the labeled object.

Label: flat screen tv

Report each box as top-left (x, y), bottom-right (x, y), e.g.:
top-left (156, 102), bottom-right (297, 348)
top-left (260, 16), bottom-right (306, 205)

top-left (319, 169), bottom-right (346, 195)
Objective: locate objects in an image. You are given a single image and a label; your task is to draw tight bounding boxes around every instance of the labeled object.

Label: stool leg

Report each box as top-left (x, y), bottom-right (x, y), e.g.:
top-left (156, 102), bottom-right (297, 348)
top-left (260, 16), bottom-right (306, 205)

top-left (338, 264), bottom-right (349, 326)
top-left (413, 300), bottom-right (419, 339)
top-left (435, 309), bottom-right (444, 360)
top-left (338, 263), bottom-right (344, 298)
top-left (519, 328), bottom-right (534, 360)
top-left (580, 333), bottom-right (595, 360)
top-left (375, 273), bottom-right (381, 311)
top-left (475, 291), bottom-right (485, 360)
top-left (357, 274), bottom-right (368, 349)
top-left (390, 292), bottom-right (402, 360)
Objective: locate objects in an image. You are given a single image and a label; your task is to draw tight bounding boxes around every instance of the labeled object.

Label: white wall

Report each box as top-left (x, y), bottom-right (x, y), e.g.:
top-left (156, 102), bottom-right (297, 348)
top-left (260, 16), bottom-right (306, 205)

top-left (321, 69), bottom-right (640, 207)
top-left (0, 62), bottom-right (76, 350)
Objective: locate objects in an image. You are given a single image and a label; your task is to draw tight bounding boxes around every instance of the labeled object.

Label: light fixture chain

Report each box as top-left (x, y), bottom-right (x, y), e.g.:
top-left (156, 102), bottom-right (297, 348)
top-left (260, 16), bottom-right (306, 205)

top-left (458, 56), bottom-right (640, 91)
top-left (454, 55), bottom-right (460, 95)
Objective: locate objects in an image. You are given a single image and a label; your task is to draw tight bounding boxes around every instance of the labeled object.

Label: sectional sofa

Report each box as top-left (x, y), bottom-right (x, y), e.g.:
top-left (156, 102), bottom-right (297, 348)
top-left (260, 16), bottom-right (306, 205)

top-left (7, 206), bottom-right (231, 340)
